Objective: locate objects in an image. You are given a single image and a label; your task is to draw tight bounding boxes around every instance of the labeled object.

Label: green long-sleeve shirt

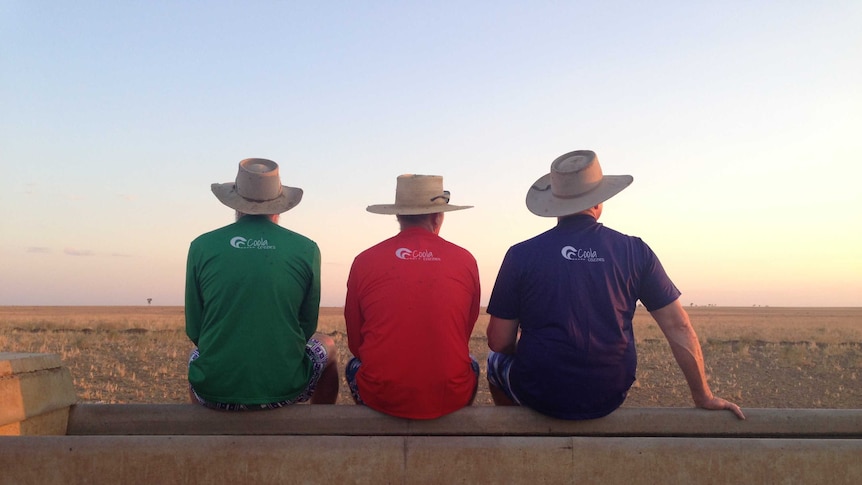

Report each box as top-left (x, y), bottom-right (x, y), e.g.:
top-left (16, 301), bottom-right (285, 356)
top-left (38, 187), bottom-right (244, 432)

top-left (185, 215), bottom-right (321, 404)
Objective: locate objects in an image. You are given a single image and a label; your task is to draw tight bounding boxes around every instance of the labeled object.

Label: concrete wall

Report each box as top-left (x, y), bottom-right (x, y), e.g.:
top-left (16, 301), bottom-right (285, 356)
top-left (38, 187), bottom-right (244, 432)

top-left (2, 352), bottom-right (861, 484)
top-left (66, 403), bottom-right (862, 438)
top-left (0, 352), bottom-right (77, 436)
top-left (2, 434), bottom-right (861, 484)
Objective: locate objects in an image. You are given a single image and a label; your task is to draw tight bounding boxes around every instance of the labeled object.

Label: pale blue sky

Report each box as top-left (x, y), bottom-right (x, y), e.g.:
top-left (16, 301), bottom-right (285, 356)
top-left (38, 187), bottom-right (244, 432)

top-left (2, 1), bottom-right (860, 307)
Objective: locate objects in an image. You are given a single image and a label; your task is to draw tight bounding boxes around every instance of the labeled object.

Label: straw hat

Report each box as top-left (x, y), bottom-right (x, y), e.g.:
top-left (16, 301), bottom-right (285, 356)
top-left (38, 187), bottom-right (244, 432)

top-left (211, 158), bottom-right (303, 214)
top-left (526, 150), bottom-right (633, 217)
top-left (367, 174), bottom-right (473, 215)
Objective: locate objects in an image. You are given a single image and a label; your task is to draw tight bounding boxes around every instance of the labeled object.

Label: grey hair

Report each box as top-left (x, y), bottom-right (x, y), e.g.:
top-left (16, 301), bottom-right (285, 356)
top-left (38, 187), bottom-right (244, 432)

top-left (236, 211), bottom-right (279, 223)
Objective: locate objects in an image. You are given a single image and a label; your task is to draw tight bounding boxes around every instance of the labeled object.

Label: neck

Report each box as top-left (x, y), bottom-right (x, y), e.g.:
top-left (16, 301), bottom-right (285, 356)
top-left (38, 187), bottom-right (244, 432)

top-left (558, 204), bottom-right (602, 223)
top-left (398, 213), bottom-right (442, 235)
top-left (237, 212), bottom-right (279, 224)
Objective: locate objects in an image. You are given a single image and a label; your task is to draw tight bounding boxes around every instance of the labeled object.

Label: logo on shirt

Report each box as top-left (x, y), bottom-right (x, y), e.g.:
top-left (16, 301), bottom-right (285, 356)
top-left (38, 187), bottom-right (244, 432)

top-left (395, 247), bottom-right (441, 261)
top-left (230, 236), bottom-right (276, 250)
top-left (561, 245), bottom-right (605, 262)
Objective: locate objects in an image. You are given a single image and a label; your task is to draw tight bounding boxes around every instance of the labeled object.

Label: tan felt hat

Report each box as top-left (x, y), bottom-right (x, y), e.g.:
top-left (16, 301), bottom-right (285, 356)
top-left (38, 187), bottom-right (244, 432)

top-left (526, 150), bottom-right (633, 217)
top-left (211, 158), bottom-right (303, 214)
top-left (367, 174), bottom-right (472, 215)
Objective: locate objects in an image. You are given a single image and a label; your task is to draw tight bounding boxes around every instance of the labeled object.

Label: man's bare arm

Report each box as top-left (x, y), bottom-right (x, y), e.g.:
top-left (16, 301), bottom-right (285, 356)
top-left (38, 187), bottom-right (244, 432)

top-left (650, 299), bottom-right (746, 420)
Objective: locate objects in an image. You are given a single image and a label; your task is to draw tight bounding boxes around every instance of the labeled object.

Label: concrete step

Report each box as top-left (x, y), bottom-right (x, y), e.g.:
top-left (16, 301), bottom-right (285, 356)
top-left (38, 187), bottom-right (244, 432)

top-left (66, 403), bottom-right (862, 438)
top-left (2, 434), bottom-right (860, 484)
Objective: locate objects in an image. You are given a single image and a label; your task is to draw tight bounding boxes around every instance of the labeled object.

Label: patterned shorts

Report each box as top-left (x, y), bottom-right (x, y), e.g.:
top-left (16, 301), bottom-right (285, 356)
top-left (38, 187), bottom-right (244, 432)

top-left (486, 351), bottom-right (522, 404)
top-left (345, 355), bottom-right (481, 404)
top-left (188, 337), bottom-right (329, 411)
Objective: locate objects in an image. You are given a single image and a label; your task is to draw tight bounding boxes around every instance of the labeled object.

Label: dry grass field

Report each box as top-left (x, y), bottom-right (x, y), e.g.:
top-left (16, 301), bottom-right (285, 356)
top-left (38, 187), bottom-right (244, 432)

top-left (2, 306), bottom-right (860, 409)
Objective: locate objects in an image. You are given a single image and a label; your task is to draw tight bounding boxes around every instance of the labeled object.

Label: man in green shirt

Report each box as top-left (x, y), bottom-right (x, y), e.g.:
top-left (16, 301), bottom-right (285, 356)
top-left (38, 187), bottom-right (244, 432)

top-left (185, 158), bottom-right (338, 409)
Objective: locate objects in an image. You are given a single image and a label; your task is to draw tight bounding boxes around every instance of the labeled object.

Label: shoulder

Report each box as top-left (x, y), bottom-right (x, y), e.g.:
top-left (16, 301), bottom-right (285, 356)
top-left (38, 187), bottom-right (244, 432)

top-left (591, 223), bottom-right (652, 250)
top-left (505, 226), bottom-right (557, 255)
top-left (284, 228), bottom-right (318, 247)
top-left (411, 233), bottom-right (477, 271)
top-left (189, 222), bottom-right (236, 247)
top-left (348, 236), bottom-right (401, 271)
top-left (355, 233), bottom-right (400, 258)
top-left (598, 223), bottom-right (642, 242)
top-left (435, 235), bottom-right (476, 259)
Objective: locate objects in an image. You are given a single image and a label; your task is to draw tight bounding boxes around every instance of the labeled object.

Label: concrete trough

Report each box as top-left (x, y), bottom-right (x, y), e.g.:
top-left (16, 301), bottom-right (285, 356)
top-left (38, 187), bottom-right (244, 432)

top-left (2, 434), bottom-right (861, 484)
top-left (2, 352), bottom-right (861, 484)
top-left (66, 403), bottom-right (862, 438)
top-left (0, 352), bottom-right (76, 436)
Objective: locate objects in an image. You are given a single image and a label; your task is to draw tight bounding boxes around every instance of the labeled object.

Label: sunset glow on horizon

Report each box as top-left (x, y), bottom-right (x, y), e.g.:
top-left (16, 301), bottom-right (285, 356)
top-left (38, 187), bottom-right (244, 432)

top-left (2, 2), bottom-right (860, 308)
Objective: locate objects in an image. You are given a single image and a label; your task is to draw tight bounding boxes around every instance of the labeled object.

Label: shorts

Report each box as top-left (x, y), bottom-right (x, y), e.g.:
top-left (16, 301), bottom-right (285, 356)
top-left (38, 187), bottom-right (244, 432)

top-left (345, 355), bottom-right (481, 405)
top-left (188, 337), bottom-right (329, 411)
top-left (486, 351), bottom-right (522, 405)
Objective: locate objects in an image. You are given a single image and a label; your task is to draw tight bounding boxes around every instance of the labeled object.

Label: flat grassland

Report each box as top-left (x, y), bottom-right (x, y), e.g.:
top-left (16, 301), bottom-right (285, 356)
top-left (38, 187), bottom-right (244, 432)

top-left (2, 306), bottom-right (860, 409)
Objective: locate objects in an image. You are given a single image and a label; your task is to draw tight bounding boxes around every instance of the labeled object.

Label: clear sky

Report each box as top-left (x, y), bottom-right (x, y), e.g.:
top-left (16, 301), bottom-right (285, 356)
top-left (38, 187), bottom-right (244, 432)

top-left (2, 1), bottom-right (860, 308)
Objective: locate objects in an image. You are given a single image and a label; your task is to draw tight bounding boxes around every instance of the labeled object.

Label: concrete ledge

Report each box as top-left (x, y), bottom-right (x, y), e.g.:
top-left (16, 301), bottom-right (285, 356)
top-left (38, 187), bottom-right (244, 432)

top-left (6, 353), bottom-right (860, 483)
top-left (1, 435), bottom-right (860, 484)
top-left (0, 352), bottom-right (77, 435)
top-left (0, 407), bottom-right (71, 436)
top-left (67, 404), bottom-right (862, 438)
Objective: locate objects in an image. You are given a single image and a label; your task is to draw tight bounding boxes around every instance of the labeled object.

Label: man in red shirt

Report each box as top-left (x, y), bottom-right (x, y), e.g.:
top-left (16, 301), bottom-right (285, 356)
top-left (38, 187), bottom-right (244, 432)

top-left (344, 174), bottom-right (481, 419)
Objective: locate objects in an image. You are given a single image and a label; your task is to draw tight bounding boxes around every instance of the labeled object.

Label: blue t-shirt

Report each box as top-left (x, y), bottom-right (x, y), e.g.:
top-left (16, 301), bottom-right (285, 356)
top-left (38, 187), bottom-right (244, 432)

top-left (487, 215), bottom-right (680, 419)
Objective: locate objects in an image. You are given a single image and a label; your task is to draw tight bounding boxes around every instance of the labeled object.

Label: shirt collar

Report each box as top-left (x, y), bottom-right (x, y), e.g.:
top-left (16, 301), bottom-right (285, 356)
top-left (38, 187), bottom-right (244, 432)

top-left (556, 213), bottom-right (599, 229)
top-left (399, 226), bottom-right (436, 236)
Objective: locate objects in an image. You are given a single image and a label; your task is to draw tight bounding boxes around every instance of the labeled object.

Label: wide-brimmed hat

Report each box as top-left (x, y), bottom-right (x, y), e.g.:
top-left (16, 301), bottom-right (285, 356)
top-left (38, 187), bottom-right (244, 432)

top-left (526, 150), bottom-right (633, 217)
top-left (211, 158), bottom-right (303, 214)
top-left (367, 174), bottom-right (472, 215)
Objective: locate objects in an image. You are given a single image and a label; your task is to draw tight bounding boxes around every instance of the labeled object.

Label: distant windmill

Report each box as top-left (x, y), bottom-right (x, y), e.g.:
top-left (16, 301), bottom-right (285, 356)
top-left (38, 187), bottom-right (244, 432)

top-left (147, 298), bottom-right (152, 305)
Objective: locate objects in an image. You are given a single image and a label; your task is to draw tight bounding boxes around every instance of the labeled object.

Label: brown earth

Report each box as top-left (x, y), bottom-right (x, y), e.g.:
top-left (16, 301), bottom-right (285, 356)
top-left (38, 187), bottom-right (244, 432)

top-left (1, 306), bottom-right (860, 410)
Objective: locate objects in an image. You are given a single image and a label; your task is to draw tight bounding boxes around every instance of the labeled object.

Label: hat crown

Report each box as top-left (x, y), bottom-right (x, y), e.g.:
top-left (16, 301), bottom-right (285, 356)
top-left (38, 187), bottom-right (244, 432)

top-left (525, 149), bottom-right (633, 217)
top-left (366, 174), bottom-right (473, 215)
top-left (550, 151), bottom-right (602, 199)
top-left (235, 158), bottom-right (283, 202)
top-left (211, 158), bottom-right (303, 214)
top-left (394, 175), bottom-right (449, 208)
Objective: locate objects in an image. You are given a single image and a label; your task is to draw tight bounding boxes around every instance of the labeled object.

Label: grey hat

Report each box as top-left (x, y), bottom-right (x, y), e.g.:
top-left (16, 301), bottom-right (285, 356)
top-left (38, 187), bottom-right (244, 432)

top-left (211, 158), bottom-right (303, 214)
top-left (526, 150), bottom-right (633, 217)
top-left (367, 174), bottom-right (472, 215)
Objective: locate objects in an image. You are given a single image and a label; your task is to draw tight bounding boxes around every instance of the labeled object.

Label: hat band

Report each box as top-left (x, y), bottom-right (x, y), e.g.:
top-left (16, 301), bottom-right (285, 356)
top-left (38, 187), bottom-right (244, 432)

top-left (531, 182), bottom-right (601, 200)
top-left (237, 184), bottom-right (284, 203)
top-left (430, 191), bottom-right (451, 204)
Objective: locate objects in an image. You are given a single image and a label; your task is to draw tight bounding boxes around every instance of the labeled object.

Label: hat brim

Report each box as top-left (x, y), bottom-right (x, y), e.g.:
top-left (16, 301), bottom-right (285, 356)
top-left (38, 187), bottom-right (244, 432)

top-left (526, 174), bottom-right (633, 217)
top-left (211, 183), bottom-right (304, 214)
top-left (366, 204), bottom-right (473, 215)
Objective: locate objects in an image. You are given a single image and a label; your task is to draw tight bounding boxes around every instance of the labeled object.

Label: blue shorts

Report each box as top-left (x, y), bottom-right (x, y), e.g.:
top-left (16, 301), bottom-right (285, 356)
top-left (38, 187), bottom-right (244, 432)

top-left (345, 355), bottom-right (481, 405)
top-left (188, 337), bottom-right (329, 411)
top-left (486, 351), bottom-right (522, 405)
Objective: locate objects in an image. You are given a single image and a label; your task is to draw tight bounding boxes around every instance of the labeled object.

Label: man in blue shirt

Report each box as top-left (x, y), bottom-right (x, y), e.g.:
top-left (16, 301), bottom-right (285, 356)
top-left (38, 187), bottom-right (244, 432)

top-left (486, 150), bottom-right (745, 420)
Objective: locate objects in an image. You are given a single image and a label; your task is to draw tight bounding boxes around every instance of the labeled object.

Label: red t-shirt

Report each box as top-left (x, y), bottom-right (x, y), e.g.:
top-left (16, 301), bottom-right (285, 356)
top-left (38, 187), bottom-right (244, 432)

top-left (345, 226), bottom-right (480, 419)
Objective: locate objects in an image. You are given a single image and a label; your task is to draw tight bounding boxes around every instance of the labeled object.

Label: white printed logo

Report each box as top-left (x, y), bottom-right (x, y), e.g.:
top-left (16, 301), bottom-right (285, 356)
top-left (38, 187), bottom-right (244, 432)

top-left (395, 247), bottom-right (441, 261)
top-left (561, 245), bottom-right (605, 262)
top-left (230, 236), bottom-right (276, 250)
